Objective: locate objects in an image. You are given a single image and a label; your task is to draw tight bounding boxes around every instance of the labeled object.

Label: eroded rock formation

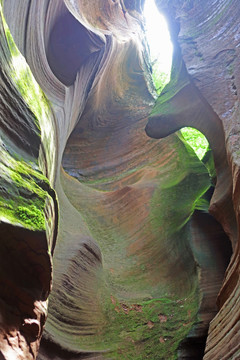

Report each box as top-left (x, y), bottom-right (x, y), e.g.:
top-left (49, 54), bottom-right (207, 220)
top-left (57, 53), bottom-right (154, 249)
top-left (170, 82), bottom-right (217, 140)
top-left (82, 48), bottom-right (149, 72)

top-left (0, 0), bottom-right (239, 359)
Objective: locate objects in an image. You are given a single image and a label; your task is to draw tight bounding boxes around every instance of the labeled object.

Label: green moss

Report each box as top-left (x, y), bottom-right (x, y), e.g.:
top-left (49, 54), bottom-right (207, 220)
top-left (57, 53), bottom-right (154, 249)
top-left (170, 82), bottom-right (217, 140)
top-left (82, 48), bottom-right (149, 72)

top-left (2, 18), bottom-right (18, 57)
top-left (15, 205), bottom-right (45, 229)
top-left (0, 5), bottom-right (51, 128)
top-left (0, 6), bottom-right (54, 230)
top-left (9, 168), bottom-right (47, 198)
top-left (99, 290), bottom-right (199, 359)
top-left (0, 194), bottom-right (46, 230)
top-left (0, 191), bottom-right (47, 230)
top-left (149, 135), bottom-right (210, 234)
top-left (0, 146), bottom-right (49, 230)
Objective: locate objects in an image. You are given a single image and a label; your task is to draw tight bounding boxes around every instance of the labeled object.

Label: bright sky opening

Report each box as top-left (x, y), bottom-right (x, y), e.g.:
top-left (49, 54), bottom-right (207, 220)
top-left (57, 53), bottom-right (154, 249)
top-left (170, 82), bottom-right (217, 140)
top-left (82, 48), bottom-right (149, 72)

top-left (143, 0), bottom-right (173, 91)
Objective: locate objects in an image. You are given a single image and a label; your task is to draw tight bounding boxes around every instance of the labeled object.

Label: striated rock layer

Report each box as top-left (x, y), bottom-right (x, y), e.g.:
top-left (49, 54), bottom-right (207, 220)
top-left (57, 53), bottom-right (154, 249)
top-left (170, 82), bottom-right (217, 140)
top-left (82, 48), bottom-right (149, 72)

top-left (0, 0), bottom-right (239, 359)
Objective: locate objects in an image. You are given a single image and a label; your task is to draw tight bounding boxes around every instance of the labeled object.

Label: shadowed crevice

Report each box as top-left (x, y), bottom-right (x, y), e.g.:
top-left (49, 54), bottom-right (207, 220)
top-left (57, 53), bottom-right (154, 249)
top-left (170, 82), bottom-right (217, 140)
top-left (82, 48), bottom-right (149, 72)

top-left (47, 5), bottom-right (104, 86)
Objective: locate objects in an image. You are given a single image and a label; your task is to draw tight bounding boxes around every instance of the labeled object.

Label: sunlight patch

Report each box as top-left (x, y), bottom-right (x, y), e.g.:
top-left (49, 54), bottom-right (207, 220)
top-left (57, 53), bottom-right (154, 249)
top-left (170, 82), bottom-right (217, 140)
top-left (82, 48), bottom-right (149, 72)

top-left (181, 127), bottom-right (209, 160)
top-left (144, 0), bottom-right (173, 94)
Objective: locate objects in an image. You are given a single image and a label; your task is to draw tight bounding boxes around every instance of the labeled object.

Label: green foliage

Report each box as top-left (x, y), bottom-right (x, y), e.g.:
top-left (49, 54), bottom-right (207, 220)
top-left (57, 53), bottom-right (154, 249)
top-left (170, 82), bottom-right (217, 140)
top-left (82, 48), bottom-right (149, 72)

top-left (13, 66), bottom-right (48, 124)
top-left (180, 127), bottom-right (209, 160)
top-left (152, 61), bottom-right (169, 94)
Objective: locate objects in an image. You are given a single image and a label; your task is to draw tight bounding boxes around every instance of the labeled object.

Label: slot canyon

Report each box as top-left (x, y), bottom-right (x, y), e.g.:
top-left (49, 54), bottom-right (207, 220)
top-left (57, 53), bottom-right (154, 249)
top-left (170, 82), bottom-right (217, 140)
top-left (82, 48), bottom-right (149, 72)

top-left (0, 0), bottom-right (240, 359)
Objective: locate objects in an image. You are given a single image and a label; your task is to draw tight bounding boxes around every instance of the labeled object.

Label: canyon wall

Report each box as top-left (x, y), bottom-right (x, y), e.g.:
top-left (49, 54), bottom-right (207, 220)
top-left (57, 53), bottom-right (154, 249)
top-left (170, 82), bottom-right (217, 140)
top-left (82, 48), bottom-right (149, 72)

top-left (0, 0), bottom-right (239, 359)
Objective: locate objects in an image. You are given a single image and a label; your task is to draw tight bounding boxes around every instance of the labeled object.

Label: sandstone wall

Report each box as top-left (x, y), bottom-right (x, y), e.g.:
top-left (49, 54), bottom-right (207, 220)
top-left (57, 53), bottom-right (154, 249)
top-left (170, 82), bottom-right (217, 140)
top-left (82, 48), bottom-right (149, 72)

top-left (0, 0), bottom-right (239, 359)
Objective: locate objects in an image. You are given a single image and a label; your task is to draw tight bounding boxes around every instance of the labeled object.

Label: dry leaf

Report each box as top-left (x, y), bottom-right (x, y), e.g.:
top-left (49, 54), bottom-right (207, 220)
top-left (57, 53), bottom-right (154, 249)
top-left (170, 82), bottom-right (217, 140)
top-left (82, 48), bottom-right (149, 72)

top-left (132, 304), bottom-right (142, 312)
top-left (147, 321), bottom-right (154, 329)
top-left (159, 336), bottom-right (165, 343)
top-left (111, 295), bottom-right (116, 305)
top-left (158, 314), bottom-right (167, 323)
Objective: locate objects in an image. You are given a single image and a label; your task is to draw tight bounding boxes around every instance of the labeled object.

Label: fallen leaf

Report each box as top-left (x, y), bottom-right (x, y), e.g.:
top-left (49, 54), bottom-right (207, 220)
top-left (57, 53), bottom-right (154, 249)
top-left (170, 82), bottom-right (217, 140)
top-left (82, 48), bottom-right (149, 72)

top-left (147, 321), bottom-right (154, 329)
top-left (111, 295), bottom-right (116, 305)
top-left (132, 304), bottom-right (142, 312)
top-left (158, 314), bottom-right (167, 323)
top-left (114, 306), bottom-right (120, 313)
top-left (159, 336), bottom-right (165, 343)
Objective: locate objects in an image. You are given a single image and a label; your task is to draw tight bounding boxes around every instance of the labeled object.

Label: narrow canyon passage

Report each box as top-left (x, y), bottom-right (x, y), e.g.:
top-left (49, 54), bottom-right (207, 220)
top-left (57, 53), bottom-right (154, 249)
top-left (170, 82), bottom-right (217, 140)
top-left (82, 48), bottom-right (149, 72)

top-left (0, 1), bottom-right (240, 359)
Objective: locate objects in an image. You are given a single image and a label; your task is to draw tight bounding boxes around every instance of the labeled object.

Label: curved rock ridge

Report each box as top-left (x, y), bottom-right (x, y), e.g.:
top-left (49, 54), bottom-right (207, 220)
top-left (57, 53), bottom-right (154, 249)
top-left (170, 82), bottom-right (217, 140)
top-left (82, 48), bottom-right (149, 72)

top-left (0, 0), bottom-right (237, 359)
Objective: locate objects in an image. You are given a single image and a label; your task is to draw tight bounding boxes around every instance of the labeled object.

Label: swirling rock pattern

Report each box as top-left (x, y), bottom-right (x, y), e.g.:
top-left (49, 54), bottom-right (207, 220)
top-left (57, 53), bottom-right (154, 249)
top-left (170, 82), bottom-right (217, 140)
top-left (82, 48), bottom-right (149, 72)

top-left (0, 0), bottom-right (238, 359)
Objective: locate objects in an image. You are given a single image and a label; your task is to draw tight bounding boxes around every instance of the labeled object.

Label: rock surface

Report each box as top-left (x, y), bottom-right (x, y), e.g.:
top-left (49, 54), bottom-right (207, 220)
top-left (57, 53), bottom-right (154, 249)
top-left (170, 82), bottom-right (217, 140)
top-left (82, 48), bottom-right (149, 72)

top-left (150, 1), bottom-right (240, 359)
top-left (0, 0), bottom-right (239, 359)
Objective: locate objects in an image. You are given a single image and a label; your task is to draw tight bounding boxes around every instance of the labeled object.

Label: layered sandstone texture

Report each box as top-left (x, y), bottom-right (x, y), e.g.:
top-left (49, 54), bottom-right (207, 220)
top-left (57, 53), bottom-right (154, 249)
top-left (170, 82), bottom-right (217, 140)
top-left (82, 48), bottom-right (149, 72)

top-left (0, 0), bottom-right (238, 359)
